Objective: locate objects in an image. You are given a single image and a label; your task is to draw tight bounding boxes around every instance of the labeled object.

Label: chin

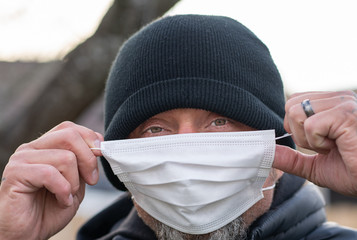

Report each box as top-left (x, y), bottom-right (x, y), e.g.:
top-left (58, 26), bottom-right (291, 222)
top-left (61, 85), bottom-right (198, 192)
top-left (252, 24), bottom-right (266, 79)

top-left (134, 201), bottom-right (248, 240)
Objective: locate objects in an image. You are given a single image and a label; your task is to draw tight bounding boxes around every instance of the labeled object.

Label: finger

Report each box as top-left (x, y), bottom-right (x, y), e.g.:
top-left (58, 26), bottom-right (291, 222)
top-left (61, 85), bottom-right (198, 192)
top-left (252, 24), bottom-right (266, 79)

top-left (273, 145), bottom-right (317, 181)
top-left (10, 149), bottom-right (80, 194)
top-left (93, 131), bottom-right (104, 156)
top-left (284, 93), bottom-right (356, 148)
top-left (287, 94), bottom-right (357, 119)
top-left (286, 90), bottom-right (356, 110)
top-left (4, 163), bottom-right (73, 207)
top-left (45, 121), bottom-right (104, 152)
top-left (285, 92), bottom-right (356, 125)
top-left (22, 127), bottom-right (100, 185)
top-left (304, 100), bottom-right (357, 153)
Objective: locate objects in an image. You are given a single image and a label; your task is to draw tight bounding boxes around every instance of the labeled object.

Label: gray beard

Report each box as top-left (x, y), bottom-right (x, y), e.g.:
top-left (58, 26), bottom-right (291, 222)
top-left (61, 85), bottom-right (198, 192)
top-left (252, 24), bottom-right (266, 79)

top-left (154, 217), bottom-right (248, 240)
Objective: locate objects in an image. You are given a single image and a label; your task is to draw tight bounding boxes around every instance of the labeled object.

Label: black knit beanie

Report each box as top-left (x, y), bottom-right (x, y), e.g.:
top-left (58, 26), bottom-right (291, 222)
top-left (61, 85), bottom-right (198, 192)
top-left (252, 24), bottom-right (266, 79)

top-left (102, 14), bottom-right (295, 191)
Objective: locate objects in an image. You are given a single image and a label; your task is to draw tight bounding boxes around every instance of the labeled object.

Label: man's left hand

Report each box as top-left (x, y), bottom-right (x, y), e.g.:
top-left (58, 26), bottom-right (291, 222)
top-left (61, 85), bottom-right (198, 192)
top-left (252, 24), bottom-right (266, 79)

top-left (274, 90), bottom-right (357, 197)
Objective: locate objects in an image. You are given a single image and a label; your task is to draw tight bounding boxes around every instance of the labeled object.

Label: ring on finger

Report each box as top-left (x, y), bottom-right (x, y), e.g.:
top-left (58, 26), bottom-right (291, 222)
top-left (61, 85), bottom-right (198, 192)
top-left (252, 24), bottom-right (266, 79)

top-left (301, 99), bottom-right (315, 118)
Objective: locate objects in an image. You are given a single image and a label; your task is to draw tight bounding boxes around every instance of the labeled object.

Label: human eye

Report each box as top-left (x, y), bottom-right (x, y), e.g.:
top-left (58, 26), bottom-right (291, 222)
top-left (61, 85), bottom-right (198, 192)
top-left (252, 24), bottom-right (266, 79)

top-left (146, 126), bottom-right (164, 134)
top-left (210, 119), bottom-right (227, 127)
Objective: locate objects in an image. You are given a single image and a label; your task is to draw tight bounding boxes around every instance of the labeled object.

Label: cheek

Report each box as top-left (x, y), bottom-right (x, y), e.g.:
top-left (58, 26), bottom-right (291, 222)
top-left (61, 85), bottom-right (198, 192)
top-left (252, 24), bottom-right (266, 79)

top-left (240, 170), bottom-right (282, 226)
top-left (229, 124), bottom-right (255, 132)
top-left (206, 123), bottom-right (255, 133)
top-left (241, 188), bottom-right (274, 227)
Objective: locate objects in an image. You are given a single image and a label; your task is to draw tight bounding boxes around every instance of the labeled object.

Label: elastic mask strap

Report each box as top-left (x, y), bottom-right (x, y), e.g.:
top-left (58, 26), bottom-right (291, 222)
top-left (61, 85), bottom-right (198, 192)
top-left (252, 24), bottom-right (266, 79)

top-left (262, 183), bottom-right (276, 191)
top-left (262, 131), bottom-right (287, 192)
top-left (275, 133), bottom-right (292, 140)
top-left (263, 132), bottom-right (290, 192)
top-left (91, 147), bottom-right (101, 150)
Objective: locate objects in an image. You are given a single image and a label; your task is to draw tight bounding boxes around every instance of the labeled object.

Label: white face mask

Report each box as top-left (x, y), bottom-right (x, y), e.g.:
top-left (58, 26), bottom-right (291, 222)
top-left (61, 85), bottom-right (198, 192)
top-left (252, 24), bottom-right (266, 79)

top-left (100, 130), bottom-right (277, 234)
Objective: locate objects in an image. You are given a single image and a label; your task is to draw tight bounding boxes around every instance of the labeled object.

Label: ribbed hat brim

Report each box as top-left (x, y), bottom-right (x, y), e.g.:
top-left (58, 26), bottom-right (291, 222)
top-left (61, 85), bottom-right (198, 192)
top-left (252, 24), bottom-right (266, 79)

top-left (103, 77), bottom-right (294, 191)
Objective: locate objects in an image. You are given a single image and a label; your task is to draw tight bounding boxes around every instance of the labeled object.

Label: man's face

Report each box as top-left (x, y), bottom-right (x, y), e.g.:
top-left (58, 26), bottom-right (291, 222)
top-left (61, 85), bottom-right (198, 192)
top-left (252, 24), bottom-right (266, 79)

top-left (129, 108), bottom-right (254, 138)
top-left (128, 108), bottom-right (282, 239)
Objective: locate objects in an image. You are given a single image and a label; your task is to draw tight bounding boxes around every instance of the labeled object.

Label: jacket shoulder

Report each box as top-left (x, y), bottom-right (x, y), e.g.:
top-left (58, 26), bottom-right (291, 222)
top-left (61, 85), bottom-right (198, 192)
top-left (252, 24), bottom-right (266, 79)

top-left (304, 222), bottom-right (357, 240)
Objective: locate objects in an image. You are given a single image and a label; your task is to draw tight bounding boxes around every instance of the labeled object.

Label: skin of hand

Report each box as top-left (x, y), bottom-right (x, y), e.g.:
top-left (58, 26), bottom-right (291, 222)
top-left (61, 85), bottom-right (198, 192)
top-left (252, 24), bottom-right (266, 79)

top-left (274, 90), bottom-right (357, 196)
top-left (2, 91), bottom-right (355, 239)
top-left (0, 121), bottom-right (103, 240)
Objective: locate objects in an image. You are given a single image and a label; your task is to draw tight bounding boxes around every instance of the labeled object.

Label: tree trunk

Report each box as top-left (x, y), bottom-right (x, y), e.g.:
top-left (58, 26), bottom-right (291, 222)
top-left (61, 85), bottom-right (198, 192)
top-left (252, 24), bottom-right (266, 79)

top-left (0, 0), bottom-right (179, 175)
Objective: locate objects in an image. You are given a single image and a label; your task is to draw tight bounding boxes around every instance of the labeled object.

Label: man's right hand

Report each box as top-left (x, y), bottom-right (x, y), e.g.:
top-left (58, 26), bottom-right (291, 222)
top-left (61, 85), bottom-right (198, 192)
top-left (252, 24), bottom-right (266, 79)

top-left (0, 121), bottom-right (103, 240)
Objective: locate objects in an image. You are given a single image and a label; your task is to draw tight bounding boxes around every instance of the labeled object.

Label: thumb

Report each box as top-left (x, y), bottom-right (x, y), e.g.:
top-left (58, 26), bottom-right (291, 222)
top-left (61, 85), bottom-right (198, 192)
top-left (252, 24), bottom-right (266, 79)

top-left (273, 145), bottom-right (317, 180)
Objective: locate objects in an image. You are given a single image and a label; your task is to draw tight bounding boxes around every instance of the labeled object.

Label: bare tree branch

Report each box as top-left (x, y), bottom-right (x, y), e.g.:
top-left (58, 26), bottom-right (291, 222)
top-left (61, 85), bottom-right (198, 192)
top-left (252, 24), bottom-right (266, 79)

top-left (0, 0), bottom-right (179, 175)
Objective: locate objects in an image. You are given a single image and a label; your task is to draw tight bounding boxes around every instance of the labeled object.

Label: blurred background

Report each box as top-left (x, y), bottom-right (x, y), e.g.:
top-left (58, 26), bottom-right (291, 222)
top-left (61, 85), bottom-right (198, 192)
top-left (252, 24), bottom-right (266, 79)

top-left (0, 0), bottom-right (356, 239)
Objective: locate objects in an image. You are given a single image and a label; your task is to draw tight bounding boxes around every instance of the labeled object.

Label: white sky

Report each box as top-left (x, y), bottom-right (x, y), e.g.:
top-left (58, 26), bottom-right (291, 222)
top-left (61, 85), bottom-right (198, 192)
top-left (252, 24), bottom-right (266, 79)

top-left (0, 0), bottom-right (113, 61)
top-left (0, 0), bottom-right (356, 93)
top-left (168, 0), bottom-right (357, 93)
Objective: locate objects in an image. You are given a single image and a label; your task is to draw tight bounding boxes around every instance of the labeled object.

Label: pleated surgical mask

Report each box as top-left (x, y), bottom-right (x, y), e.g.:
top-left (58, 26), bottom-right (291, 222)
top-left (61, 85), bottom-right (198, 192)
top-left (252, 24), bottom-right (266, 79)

top-left (100, 130), bottom-right (279, 234)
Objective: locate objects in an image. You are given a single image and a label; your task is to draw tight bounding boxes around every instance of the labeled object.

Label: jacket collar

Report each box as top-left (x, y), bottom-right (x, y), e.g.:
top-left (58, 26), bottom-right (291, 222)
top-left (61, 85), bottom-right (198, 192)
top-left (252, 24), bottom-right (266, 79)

top-left (248, 183), bottom-right (326, 240)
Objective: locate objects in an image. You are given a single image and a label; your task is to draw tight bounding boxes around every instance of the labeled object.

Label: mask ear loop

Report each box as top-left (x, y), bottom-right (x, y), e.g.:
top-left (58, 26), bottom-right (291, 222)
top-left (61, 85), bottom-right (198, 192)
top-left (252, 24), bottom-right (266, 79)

top-left (263, 132), bottom-right (292, 192)
top-left (275, 133), bottom-right (292, 140)
top-left (262, 184), bottom-right (276, 191)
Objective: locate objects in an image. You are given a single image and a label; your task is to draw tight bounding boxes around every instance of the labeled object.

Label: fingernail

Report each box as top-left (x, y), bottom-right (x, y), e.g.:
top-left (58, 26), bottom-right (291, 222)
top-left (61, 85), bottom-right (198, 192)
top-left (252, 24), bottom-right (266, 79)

top-left (92, 168), bottom-right (99, 183)
top-left (67, 194), bottom-right (73, 206)
top-left (94, 139), bottom-right (101, 148)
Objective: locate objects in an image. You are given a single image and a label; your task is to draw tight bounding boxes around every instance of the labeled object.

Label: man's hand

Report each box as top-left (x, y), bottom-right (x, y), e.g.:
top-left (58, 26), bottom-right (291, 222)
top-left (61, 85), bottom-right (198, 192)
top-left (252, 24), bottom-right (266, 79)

top-left (274, 91), bottom-right (357, 196)
top-left (0, 121), bottom-right (103, 240)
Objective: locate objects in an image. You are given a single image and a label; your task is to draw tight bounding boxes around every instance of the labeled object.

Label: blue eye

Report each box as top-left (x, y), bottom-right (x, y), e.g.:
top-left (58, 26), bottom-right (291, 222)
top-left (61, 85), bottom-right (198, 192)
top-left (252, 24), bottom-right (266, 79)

top-left (211, 119), bottom-right (227, 126)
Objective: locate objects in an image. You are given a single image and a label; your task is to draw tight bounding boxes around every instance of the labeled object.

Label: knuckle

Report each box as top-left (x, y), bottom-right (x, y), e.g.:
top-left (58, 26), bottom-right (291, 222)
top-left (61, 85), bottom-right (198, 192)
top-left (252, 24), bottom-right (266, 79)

top-left (63, 128), bottom-right (80, 139)
top-left (15, 142), bottom-right (31, 152)
top-left (79, 127), bottom-right (98, 142)
top-left (61, 181), bottom-right (72, 195)
top-left (8, 148), bottom-right (36, 164)
top-left (61, 150), bottom-right (77, 166)
top-left (41, 162), bottom-right (74, 195)
top-left (341, 100), bottom-right (357, 113)
top-left (42, 165), bottom-right (58, 180)
top-left (8, 150), bottom-right (26, 163)
top-left (341, 90), bottom-right (356, 97)
top-left (59, 128), bottom-right (81, 148)
top-left (57, 121), bottom-right (76, 130)
top-left (288, 104), bottom-right (304, 122)
top-left (2, 161), bottom-right (17, 175)
top-left (341, 105), bottom-right (357, 127)
top-left (303, 118), bottom-right (315, 133)
top-left (338, 94), bottom-right (357, 103)
top-left (285, 98), bottom-right (295, 113)
top-left (41, 165), bottom-right (70, 194)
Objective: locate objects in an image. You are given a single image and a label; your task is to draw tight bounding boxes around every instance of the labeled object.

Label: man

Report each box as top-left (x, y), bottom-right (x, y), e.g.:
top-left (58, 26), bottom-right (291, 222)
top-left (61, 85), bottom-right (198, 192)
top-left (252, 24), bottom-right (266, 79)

top-left (1, 15), bottom-right (357, 240)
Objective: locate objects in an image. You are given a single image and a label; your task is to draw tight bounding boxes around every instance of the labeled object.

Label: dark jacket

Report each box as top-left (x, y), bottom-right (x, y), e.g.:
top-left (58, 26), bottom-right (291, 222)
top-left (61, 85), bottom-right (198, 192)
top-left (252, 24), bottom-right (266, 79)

top-left (78, 182), bottom-right (357, 240)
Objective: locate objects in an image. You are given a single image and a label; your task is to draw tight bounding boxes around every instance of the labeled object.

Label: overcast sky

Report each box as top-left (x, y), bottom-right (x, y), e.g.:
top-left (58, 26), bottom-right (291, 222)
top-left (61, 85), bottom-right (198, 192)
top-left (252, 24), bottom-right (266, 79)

top-left (0, 0), bottom-right (356, 93)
